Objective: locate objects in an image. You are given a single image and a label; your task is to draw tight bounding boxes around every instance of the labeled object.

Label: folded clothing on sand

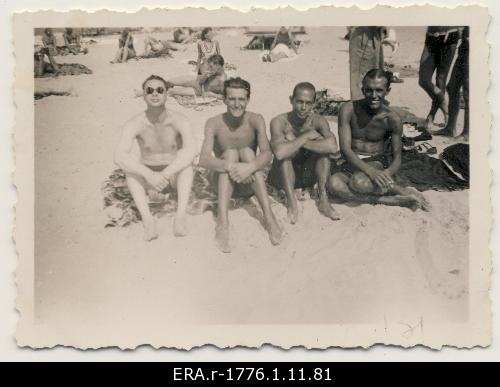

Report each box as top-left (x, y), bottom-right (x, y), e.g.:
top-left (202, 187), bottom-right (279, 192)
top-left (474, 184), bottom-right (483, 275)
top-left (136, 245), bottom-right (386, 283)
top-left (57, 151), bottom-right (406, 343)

top-left (172, 95), bottom-right (222, 110)
top-left (35, 63), bottom-right (93, 78)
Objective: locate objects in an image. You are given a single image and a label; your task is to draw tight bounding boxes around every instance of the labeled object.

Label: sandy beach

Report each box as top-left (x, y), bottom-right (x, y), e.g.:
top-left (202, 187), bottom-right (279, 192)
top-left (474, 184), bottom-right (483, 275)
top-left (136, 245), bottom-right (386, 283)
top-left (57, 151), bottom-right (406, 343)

top-left (34, 26), bottom-right (468, 329)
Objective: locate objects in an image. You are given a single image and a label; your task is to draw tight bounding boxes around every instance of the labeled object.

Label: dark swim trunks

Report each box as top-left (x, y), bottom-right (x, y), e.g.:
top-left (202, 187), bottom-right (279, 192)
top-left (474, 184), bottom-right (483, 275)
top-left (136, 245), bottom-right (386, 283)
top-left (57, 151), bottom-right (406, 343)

top-left (330, 153), bottom-right (391, 177)
top-left (267, 148), bottom-right (320, 190)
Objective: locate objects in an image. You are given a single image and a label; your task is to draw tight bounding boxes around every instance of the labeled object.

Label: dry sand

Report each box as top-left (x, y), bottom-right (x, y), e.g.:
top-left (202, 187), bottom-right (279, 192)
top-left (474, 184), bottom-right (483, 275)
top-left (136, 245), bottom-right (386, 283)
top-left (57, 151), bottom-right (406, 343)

top-left (34, 27), bottom-right (468, 328)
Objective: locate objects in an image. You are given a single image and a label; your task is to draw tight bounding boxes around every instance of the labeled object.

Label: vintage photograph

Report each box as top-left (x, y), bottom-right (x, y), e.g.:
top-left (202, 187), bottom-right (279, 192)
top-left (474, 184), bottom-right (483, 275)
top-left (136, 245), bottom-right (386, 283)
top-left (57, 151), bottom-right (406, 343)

top-left (14, 7), bottom-right (491, 349)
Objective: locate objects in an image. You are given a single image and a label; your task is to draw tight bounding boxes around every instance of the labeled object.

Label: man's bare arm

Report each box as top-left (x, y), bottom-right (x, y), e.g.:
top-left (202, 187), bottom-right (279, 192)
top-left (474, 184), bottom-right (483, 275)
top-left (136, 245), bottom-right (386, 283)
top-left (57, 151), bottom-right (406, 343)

top-left (114, 121), bottom-right (153, 178)
top-left (303, 116), bottom-right (339, 154)
top-left (385, 113), bottom-right (403, 176)
top-left (198, 120), bottom-right (231, 173)
top-left (161, 115), bottom-right (197, 178)
top-left (270, 116), bottom-right (318, 160)
top-left (250, 115), bottom-right (273, 172)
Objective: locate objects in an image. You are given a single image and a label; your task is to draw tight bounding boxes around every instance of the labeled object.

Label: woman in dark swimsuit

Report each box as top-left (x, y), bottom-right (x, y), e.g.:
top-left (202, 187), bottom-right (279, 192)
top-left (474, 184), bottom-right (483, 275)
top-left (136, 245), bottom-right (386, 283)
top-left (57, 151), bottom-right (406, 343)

top-left (418, 26), bottom-right (461, 128)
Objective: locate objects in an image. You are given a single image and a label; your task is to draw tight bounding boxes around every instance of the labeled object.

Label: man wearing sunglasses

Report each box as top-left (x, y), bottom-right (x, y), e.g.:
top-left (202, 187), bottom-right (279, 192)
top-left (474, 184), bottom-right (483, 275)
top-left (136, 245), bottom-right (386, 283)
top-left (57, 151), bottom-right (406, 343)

top-left (115, 75), bottom-right (196, 241)
top-left (199, 77), bottom-right (283, 253)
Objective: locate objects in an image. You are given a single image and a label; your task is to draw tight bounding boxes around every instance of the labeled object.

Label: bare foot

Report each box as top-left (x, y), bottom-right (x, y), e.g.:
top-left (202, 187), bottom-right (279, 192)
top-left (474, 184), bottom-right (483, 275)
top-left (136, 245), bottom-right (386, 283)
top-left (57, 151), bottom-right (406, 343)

top-left (432, 127), bottom-right (453, 137)
top-left (173, 215), bottom-right (188, 237)
top-left (265, 215), bottom-right (283, 246)
top-left (455, 134), bottom-right (469, 143)
top-left (215, 224), bottom-right (231, 253)
top-left (286, 200), bottom-right (299, 224)
top-left (404, 187), bottom-right (432, 211)
top-left (143, 217), bottom-right (158, 241)
top-left (425, 115), bottom-right (434, 130)
top-left (317, 197), bottom-right (341, 221)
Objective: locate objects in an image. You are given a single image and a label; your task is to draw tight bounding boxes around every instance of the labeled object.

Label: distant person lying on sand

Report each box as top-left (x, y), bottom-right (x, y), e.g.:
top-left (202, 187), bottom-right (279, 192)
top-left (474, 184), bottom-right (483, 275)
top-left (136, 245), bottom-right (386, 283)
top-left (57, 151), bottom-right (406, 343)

top-left (199, 77), bottom-right (283, 253)
top-left (39, 28), bottom-right (60, 73)
top-left (166, 54), bottom-right (227, 99)
top-left (143, 34), bottom-right (187, 56)
top-left (196, 27), bottom-right (221, 74)
top-left (111, 28), bottom-right (136, 63)
top-left (173, 27), bottom-right (198, 44)
top-left (63, 28), bottom-right (88, 55)
top-left (329, 69), bottom-right (430, 211)
top-left (114, 75), bottom-right (196, 241)
top-left (262, 26), bottom-right (299, 63)
top-left (267, 82), bottom-right (340, 224)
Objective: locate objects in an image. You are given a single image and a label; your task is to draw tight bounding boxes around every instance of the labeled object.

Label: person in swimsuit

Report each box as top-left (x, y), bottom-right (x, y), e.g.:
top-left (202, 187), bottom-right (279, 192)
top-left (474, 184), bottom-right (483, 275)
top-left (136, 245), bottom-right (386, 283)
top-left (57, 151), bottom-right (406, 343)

top-left (267, 82), bottom-right (340, 224)
top-left (111, 28), bottom-right (136, 63)
top-left (143, 34), bottom-right (187, 56)
top-left (167, 54), bottom-right (227, 99)
top-left (328, 69), bottom-right (430, 210)
top-left (418, 26), bottom-right (461, 128)
top-left (199, 77), bottom-right (283, 253)
top-left (263, 26), bottom-right (299, 62)
top-left (39, 28), bottom-right (60, 73)
top-left (434, 27), bottom-right (469, 141)
top-left (196, 27), bottom-right (221, 75)
top-left (115, 75), bottom-right (196, 241)
top-left (62, 28), bottom-right (88, 55)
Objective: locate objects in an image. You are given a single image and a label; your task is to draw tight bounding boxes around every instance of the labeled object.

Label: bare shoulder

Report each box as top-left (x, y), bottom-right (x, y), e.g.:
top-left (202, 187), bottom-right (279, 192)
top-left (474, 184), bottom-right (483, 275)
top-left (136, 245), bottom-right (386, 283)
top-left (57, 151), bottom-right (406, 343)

top-left (385, 107), bottom-right (403, 129)
top-left (270, 112), bottom-right (287, 126)
top-left (311, 112), bottom-right (329, 128)
top-left (339, 100), bottom-right (354, 115)
top-left (246, 111), bottom-right (265, 126)
top-left (123, 111), bottom-right (146, 133)
top-left (166, 108), bottom-right (190, 125)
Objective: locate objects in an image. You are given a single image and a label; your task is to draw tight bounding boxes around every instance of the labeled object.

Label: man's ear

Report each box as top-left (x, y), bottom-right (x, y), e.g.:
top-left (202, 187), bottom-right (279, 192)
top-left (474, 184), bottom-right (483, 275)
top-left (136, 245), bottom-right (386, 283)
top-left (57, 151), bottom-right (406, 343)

top-left (289, 95), bottom-right (293, 104)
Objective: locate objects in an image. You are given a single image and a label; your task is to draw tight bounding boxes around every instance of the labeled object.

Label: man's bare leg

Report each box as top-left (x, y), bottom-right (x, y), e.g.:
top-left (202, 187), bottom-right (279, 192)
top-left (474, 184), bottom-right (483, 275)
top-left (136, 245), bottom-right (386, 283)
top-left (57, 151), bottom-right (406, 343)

top-left (278, 159), bottom-right (299, 224)
top-left (173, 165), bottom-right (194, 237)
top-left (216, 149), bottom-right (239, 253)
top-left (239, 148), bottom-right (283, 245)
top-left (167, 75), bottom-right (198, 88)
top-left (125, 172), bottom-right (158, 241)
top-left (315, 156), bottom-right (340, 220)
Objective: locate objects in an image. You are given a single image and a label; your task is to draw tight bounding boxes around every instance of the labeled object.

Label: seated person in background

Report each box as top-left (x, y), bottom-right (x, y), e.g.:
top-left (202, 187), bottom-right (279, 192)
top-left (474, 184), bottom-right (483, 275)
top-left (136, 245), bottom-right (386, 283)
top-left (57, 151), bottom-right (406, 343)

top-left (143, 34), bottom-right (187, 56)
top-left (114, 75), bottom-right (196, 241)
top-left (39, 28), bottom-right (60, 72)
top-left (62, 28), bottom-right (88, 55)
top-left (263, 26), bottom-right (299, 62)
top-left (328, 69), bottom-right (430, 211)
top-left (199, 77), bottom-right (283, 253)
top-left (167, 54), bottom-right (227, 99)
top-left (267, 82), bottom-right (340, 224)
top-left (111, 28), bottom-right (136, 63)
top-left (173, 27), bottom-right (198, 44)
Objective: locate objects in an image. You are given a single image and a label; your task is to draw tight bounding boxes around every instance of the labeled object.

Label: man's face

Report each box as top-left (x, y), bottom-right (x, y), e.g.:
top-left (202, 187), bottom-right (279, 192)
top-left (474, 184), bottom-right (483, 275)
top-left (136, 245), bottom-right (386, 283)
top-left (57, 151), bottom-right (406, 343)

top-left (207, 61), bottom-right (221, 73)
top-left (224, 87), bottom-right (249, 118)
top-left (290, 88), bottom-right (315, 119)
top-left (143, 79), bottom-right (167, 108)
top-left (362, 77), bottom-right (390, 110)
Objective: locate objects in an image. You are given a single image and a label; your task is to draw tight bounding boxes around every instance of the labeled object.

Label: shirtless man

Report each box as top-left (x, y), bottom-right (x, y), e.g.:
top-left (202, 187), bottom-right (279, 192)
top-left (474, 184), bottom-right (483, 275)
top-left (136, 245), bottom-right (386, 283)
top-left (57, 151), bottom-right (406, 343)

top-left (63, 28), bottom-right (88, 55)
top-left (267, 82), bottom-right (340, 224)
top-left (39, 28), bottom-right (60, 73)
top-left (199, 77), bottom-right (283, 253)
top-left (328, 69), bottom-right (430, 210)
top-left (167, 54), bottom-right (227, 99)
top-left (115, 75), bottom-right (196, 241)
top-left (143, 34), bottom-right (186, 56)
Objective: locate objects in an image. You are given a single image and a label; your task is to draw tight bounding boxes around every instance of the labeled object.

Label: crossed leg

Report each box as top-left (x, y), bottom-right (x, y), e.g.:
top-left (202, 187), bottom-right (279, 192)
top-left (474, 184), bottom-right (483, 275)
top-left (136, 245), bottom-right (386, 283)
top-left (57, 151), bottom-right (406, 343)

top-left (276, 158), bottom-right (299, 224)
top-left (173, 165), bottom-right (193, 237)
top-left (315, 156), bottom-right (341, 220)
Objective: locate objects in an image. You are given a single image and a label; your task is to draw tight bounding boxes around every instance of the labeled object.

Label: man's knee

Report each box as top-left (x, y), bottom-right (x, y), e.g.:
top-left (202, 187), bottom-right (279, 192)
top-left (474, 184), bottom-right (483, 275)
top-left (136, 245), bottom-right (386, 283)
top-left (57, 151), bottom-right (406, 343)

top-left (349, 172), bottom-right (375, 194)
top-left (327, 174), bottom-right (348, 194)
top-left (222, 148), bottom-right (240, 161)
top-left (238, 147), bottom-right (256, 162)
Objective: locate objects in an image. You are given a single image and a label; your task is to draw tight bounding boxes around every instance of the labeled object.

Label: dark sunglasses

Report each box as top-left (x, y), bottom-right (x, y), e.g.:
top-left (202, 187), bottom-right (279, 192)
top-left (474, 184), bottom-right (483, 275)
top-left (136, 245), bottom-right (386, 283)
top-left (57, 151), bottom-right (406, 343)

top-left (145, 86), bottom-right (165, 95)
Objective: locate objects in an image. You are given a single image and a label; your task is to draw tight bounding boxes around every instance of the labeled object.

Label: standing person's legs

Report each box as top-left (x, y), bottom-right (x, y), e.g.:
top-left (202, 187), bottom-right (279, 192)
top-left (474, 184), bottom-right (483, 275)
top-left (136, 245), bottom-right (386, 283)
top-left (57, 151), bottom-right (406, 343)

top-left (418, 42), bottom-right (440, 125)
top-left (239, 147), bottom-right (282, 245)
top-left (125, 172), bottom-right (158, 241)
top-left (459, 44), bottom-right (470, 141)
top-left (434, 41), bottom-right (457, 125)
top-left (215, 149), bottom-right (239, 253)
top-left (315, 156), bottom-right (340, 220)
top-left (173, 165), bottom-right (194, 237)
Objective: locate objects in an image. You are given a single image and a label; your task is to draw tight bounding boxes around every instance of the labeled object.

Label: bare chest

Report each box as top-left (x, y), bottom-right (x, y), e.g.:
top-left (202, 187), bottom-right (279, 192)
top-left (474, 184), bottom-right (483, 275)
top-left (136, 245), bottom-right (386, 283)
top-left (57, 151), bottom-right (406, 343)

top-left (215, 126), bottom-right (257, 152)
top-left (137, 122), bottom-right (180, 154)
top-left (350, 113), bottom-right (388, 142)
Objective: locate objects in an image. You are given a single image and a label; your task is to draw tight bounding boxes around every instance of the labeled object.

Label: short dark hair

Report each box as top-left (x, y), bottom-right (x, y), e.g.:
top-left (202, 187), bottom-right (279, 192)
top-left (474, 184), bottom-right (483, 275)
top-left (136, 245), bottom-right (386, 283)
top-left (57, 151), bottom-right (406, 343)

top-left (362, 68), bottom-right (393, 89)
top-left (207, 54), bottom-right (224, 66)
top-left (223, 77), bottom-right (251, 98)
top-left (292, 82), bottom-right (316, 99)
top-left (201, 27), bottom-right (212, 41)
top-left (142, 74), bottom-right (170, 90)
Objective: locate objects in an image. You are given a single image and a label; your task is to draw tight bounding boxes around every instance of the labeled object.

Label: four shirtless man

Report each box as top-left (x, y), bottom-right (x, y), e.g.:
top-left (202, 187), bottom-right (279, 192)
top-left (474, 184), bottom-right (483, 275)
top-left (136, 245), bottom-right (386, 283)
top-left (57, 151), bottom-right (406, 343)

top-left (116, 71), bottom-right (429, 251)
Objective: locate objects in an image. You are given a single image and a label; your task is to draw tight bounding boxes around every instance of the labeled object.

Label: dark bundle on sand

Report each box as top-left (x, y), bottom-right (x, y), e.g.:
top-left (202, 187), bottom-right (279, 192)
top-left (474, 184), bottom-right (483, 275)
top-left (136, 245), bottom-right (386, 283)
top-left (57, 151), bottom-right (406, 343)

top-left (134, 51), bottom-right (173, 60)
top-left (35, 63), bottom-right (93, 78)
top-left (35, 90), bottom-right (71, 100)
top-left (313, 89), bottom-right (347, 116)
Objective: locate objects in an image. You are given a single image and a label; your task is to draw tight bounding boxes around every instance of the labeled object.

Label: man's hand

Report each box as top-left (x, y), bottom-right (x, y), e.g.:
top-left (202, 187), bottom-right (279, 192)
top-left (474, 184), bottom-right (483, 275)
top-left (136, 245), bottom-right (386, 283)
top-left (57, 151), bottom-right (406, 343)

top-left (228, 162), bottom-right (256, 183)
top-left (366, 167), bottom-right (394, 193)
top-left (303, 130), bottom-right (321, 141)
top-left (145, 171), bottom-right (170, 192)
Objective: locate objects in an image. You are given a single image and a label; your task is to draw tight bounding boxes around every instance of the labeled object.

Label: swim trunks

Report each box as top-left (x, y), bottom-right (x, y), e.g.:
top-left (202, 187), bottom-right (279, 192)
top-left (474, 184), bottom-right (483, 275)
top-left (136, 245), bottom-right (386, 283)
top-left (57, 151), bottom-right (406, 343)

top-left (331, 153), bottom-right (391, 177)
top-left (267, 148), bottom-right (320, 190)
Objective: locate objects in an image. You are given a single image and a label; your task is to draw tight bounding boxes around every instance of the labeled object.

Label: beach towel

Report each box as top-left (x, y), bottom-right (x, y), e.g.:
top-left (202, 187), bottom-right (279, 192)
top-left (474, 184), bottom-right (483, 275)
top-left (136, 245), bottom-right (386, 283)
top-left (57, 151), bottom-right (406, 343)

top-left (35, 63), bottom-right (93, 78)
top-left (172, 95), bottom-right (223, 110)
top-left (441, 143), bottom-right (469, 183)
top-left (102, 167), bottom-right (276, 227)
top-left (133, 50), bottom-right (173, 60)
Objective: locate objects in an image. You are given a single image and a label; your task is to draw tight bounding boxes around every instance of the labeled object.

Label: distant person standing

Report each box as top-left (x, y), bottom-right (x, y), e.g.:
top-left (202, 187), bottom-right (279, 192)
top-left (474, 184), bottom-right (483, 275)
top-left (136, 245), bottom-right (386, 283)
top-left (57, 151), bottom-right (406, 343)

top-left (349, 27), bottom-right (398, 101)
top-left (196, 27), bottom-right (221, 75)
top-left (434, 27), bottom-right (469, 141)
top-left (418, 26), bottom-right (461, 128)
top-left (39, 28), bottom-right (60, 73)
